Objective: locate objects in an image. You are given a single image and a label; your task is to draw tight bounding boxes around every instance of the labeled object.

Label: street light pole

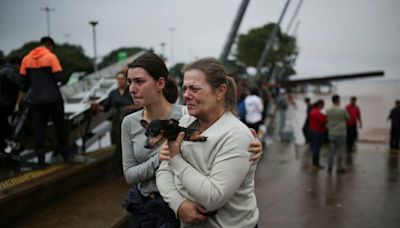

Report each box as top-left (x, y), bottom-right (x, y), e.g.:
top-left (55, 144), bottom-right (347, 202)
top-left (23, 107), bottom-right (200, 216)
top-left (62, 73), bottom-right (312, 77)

top-left (169, 27), bottom-right (175, 77)
top-left (160, 42), bottom-right (166, 60)
top-left (40, 6), bottom-right (54, 36)
top-left (89, 21), bottom-right (98, 72)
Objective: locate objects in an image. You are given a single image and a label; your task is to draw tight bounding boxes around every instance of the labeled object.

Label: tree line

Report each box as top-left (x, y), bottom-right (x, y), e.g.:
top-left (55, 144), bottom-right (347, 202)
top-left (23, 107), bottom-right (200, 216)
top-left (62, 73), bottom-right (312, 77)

top-left (1, 23), bottom-right (297, 83)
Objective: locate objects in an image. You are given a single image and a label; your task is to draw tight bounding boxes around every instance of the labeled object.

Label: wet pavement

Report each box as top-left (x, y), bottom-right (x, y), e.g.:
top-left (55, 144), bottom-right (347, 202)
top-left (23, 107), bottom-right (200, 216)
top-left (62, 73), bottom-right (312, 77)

top-left (254, 100), bottom-right (400, 228)
top-left (8, 175), bottom-right (129, 228)
top-left (255, 141), bottom-right (400, 228)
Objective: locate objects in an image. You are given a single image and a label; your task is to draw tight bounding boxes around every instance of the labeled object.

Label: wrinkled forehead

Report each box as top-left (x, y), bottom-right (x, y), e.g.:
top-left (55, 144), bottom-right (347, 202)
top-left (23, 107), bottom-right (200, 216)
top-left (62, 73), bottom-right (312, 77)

top-left (183, 69), bottom-right (208, 86)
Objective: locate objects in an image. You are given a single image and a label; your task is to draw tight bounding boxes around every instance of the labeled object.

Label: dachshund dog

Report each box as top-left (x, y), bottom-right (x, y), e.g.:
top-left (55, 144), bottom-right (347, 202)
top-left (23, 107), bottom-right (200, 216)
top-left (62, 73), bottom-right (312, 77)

top-left (140, 119), bottom-right (207, 149)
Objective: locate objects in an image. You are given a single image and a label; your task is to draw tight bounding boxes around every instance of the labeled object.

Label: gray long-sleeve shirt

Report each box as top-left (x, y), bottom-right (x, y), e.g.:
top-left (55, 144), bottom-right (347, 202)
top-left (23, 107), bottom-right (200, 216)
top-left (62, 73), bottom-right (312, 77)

top-left (121, 103), bottom-right (184, 196)
top-left (156, 112), bottom-right (259, 228)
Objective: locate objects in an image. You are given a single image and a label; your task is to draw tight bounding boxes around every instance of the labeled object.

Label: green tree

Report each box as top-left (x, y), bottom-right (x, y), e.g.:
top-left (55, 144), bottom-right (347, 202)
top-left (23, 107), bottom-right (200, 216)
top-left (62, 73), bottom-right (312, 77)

top-left (98, 46), bottom-right (146, 69)
top-left (236, 23), bottom-right (298, 82)
top-left (7, 41), bottom-right (93, 82)
top-left (56, 43), bottom-right (94, 78)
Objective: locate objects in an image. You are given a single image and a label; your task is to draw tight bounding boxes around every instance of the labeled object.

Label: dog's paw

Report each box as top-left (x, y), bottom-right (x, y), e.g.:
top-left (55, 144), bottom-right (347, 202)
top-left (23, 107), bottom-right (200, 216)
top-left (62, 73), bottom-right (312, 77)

top-left (190, 135), bottom-right (207, 142)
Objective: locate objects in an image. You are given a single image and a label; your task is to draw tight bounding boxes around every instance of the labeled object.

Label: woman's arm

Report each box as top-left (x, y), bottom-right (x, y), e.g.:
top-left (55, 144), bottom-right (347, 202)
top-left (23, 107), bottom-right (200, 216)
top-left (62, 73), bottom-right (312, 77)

top-left (157, 159), bottom-right (208, 223)
top-left (156, 160), bottom-right (187, 214)
top-left (121, 116), bottom-right (160, 186)
top-left (167, 131), bottom-right (252, 212)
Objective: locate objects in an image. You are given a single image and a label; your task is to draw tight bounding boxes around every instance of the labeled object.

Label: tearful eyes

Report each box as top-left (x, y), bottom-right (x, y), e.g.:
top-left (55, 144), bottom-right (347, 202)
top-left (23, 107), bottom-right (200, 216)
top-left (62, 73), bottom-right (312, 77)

top-left (182, 86), bottom-right (202, 93)
top-left (127, 79), bottom-right (145, 86)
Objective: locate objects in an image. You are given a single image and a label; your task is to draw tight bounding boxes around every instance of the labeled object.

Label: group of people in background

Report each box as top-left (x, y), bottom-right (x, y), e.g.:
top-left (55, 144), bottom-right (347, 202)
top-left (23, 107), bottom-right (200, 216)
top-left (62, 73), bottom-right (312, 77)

top-left (303, 95), bottom-right (362, 173)
top-left (236, 84), bottom-right (292, 141)
top-left (302, 94), bottom-right (400, 173)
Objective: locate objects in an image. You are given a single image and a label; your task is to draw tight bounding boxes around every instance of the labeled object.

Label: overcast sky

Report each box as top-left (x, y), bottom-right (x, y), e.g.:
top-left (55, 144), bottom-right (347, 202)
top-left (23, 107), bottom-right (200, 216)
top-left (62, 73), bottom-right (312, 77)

top-left (1, 0), bottom-right (399, 78)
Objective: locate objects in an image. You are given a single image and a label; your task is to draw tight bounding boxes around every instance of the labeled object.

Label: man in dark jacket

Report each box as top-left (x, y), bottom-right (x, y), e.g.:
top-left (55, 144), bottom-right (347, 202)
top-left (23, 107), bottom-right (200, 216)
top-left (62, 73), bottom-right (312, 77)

top-left (0, 57), bottom-right (22, 153)
top-left (91, 71), bottom-right (140, 174)
top-left (302, 97), bottom-right (312, 144)
top-left (20, 36), bottom-right (83, 168)
top-left (388, 100), bottom-right (400, 149)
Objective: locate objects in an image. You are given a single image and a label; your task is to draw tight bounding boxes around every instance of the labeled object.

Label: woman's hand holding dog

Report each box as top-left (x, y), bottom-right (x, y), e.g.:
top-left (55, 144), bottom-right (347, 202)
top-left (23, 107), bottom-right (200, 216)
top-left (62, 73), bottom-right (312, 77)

top-left (159, 143), bottom-right (172, 161)
top-left (249, 128), bottom-right (263, 164)
top-left (167, 131), bottom-right (185, 157)
top-left (159, 132), bottom-right (185, 161)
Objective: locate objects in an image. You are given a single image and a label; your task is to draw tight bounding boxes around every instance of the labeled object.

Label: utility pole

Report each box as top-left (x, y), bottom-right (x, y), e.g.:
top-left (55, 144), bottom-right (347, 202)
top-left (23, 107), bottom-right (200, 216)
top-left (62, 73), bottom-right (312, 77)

top-left (286, 0), bottom-right (304, 34)
top-left (89, 21), bottom-right (99, 72)
top-left (276, 0), bottom-right (304, 83)
top-left (40, 6), bottom-right (54, 36)
top-left (256, 0), bottom-right (291, 81)
top-left (160, 42), bottom-right (166, 60)
top-left (220, 0), bottom-right (251, 63)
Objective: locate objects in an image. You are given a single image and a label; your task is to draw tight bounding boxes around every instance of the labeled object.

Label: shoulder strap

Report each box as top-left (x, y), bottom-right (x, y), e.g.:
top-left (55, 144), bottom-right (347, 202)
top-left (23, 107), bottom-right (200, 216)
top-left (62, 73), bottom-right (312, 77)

top-left (182, 105), bottom-right (188, 116)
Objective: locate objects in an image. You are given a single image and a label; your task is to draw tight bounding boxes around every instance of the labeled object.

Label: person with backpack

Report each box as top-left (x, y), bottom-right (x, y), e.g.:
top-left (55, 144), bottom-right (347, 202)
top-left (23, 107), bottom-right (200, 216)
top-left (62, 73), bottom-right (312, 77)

top-left (276, 88), bottom-right (289, 137)
top-left (236, 89), bottom-right (249, 123)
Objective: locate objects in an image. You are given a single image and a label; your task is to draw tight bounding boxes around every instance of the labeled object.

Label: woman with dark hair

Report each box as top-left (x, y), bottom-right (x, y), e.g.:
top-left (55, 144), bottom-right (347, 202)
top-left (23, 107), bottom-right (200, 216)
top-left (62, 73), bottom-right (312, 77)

top-left (157, 58), bottom-right (259, 227)
top-left (121, 53), bottom-right (262, 227)
top-left (121, 52), bottom-right (182, 227)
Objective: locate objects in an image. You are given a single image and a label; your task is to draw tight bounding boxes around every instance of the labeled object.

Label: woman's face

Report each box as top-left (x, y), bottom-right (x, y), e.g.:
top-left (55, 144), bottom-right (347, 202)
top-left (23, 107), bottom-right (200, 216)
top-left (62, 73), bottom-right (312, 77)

top-left (127, 67), bottom-right (163, 107)
top-left (182, 69), bottom-right (224, 119)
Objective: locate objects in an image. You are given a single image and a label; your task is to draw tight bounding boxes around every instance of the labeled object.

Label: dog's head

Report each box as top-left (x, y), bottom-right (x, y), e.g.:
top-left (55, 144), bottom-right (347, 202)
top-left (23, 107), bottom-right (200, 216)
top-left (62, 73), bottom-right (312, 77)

top-left (140, 119), bottom-right (180, 148)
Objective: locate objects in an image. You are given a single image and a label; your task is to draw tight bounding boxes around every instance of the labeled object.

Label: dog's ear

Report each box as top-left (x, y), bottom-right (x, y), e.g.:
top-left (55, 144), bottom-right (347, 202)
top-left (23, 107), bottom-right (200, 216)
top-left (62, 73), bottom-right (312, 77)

top-left (140, 119), bottom-right (149, 129)
top-left (166, 119), bottom-right (179, 126)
